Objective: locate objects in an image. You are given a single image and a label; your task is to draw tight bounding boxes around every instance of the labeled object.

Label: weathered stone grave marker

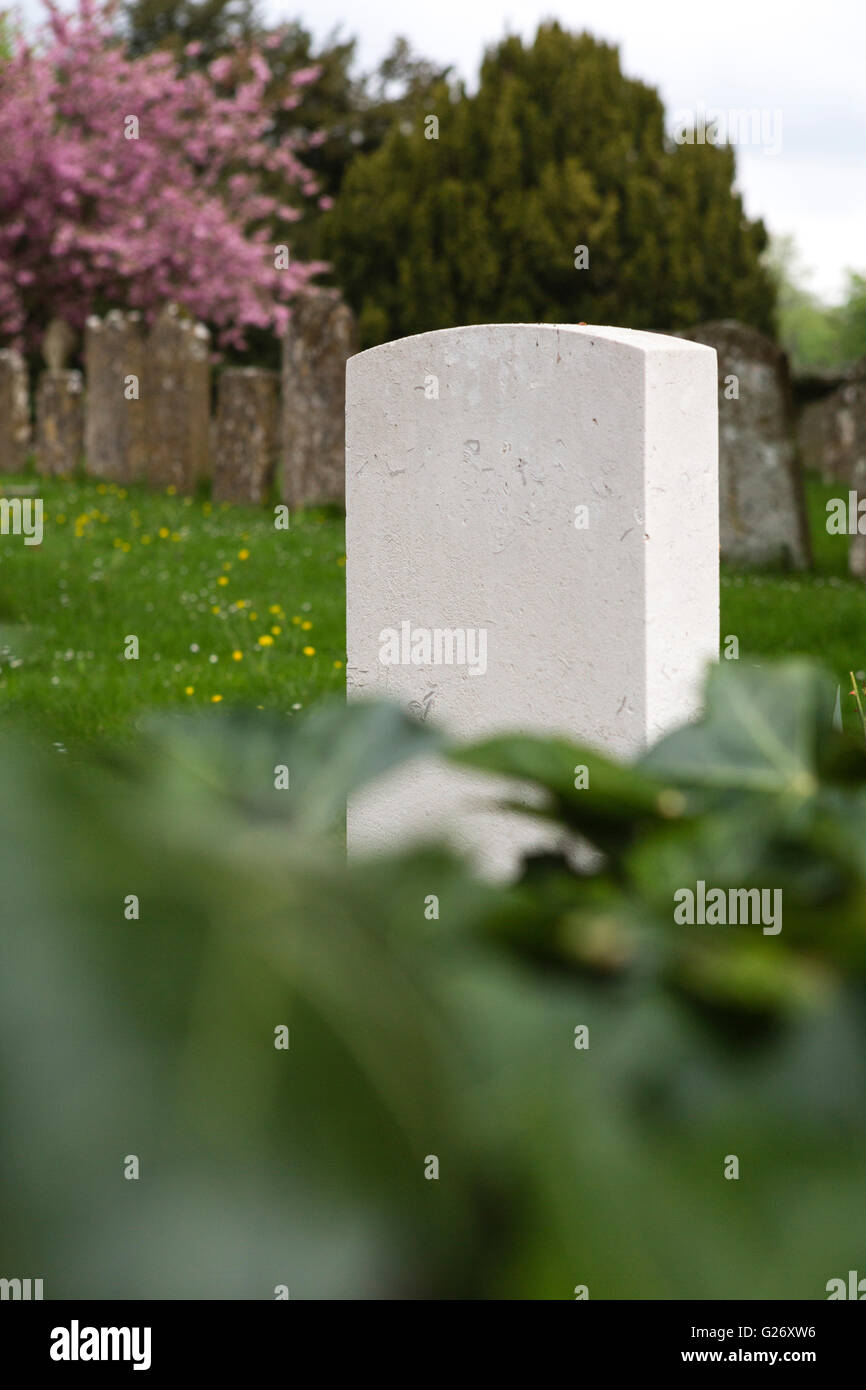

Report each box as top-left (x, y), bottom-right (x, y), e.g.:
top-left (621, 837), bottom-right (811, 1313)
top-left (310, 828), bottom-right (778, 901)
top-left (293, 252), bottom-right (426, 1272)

top-left (0, 349), bottom-right (30, 473)
top-left (678, 320), bottom-right (810, 569)
top-left (346, 323), bottom-right (719, 875)
top-left (35, 371), bottom-right (84, 476)
top-left (84, 311), bottom-right (147, 482)
top-left (281, 292), bottom-right (357, 507)
top-left (146, 304), bottom-right (210, 493)
top-left (213, 367), bottom-right (279, 504)
top-left (35, 319), bottom-right (83, 476)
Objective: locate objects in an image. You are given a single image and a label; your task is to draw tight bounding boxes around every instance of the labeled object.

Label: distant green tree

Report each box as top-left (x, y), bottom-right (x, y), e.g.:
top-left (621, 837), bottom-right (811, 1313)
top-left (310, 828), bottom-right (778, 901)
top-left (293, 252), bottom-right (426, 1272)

top-left (765, 235), bottom-right (844, 371)
top-left (122, 0), bottom-right (257, 57)
top-left (765, 237), bottom-right (866, 373)
top-left (324, 22), bottom-right (776, 348)
top-left (839, 271), bottom-right (866, 366)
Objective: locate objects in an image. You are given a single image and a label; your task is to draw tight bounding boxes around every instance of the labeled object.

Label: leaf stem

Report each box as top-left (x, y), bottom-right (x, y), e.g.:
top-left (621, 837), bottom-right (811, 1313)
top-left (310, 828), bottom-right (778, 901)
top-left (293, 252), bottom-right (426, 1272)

top-left (849, 670), bottom-right (866, 743)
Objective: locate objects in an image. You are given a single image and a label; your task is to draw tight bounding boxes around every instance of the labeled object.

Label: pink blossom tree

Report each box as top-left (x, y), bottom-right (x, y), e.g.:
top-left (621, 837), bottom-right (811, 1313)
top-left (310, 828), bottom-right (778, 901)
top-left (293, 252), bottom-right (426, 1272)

top-left (0, 0), bottom-right (328, 348)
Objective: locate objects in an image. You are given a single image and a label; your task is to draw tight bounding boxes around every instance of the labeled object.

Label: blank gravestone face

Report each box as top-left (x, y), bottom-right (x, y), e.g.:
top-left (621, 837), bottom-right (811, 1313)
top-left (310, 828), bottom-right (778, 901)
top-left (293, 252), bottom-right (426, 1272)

top-left (346, 323), bottom-right (719, 876)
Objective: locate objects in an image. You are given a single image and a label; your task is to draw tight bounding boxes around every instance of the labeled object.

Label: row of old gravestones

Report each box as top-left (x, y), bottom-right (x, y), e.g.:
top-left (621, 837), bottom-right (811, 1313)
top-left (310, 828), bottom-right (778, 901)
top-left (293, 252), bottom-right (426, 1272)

top-left (797, 357), bottom-right (866, 578)
top-left (0, 296), bottom-right (355, 507)
top-left (0, 309), bottom-right (856, 576)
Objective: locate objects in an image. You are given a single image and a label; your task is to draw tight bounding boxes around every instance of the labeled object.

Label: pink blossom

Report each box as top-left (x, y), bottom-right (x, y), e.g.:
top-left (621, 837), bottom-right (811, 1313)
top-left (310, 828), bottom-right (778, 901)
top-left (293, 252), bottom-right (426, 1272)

top-left (291, 66), bottom-right (322, 87)
top-left (0, 0), bottom-right (326, 348)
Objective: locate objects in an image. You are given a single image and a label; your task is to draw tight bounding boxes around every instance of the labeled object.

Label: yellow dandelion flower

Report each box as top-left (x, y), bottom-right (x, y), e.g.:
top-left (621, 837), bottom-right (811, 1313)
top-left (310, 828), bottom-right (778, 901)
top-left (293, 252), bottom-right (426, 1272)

top-left (211, 605), bottom-right (221, 614)
top-left (97, 484), bottom-right (107, 495)
top-left (232, 650), bottom-right (243, 661)
top-left (185, 686), bottom-right (194, 695)
top-left (238, 548), bottom-right (250, 560)
top-left (158, 527), bottom-right (169, 539)
top-left (270, 625), bottom-right (281, 636)
top-left (171, 532), bottom-right (181, 542)
top-left (167, 485), bottom-right (177, 496)
top-left (249, 611), bottom-right (258, 621)
top-left (291, 616), bottom-right (301, 625)
top-left (222, 561), bottom-right (232, 571)
top-left (257, 634), bottom-right (274, 647)
top-left (268, 604), bottom-right (282, 615)
top-left (301, 620), bottom-right (312, 631)
top-left (337, 555), bottom-right (346, 566)
top-left (217, 576), bottom-right (229, 587)
top-left (211, 694), bottom-right (223, 703)
top-left (303, 646), bottom-right (315, 656)
top-left (333, 660), bottom-right (343, 669)
top-left (141, 535), bottom-right (151, 544)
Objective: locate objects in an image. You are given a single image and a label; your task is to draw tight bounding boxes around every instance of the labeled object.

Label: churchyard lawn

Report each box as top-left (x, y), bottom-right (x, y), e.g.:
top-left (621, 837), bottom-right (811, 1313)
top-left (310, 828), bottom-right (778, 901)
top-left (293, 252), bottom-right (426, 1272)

top-left (0, 469), bottom-right (861, 753)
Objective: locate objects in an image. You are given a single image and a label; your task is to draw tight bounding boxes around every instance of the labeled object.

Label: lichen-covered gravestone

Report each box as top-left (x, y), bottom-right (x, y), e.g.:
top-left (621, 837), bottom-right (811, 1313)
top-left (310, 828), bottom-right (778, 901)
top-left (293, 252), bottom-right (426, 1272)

top-left (212, 368), bottom-right (279, 504)
top-left (678, 320), bottom-right (810, 569)
top-left (798, 359), bottom-right (866, 490)
top-left (837, 369), bottom-right (866, 579)
top-left (346, 323), bottom-right (719, 876)
top-left (35, 372), bottom-right (84, 476)
top-left (0, 349), bottom-right (31, 473)
top-left (84, 311), bottom-right (147, 481)
top-left (281, 293), bottom-right (357, 507)
top-left (34, 319), bottom-right (83, 476)
top-left (146, 304), bottom-right (211, 493)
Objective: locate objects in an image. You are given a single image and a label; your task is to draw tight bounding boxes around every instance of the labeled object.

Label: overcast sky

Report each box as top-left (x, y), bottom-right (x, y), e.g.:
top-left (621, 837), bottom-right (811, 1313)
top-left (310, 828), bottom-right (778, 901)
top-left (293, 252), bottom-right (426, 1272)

top-left (16, 0), bottom-right (864, 301)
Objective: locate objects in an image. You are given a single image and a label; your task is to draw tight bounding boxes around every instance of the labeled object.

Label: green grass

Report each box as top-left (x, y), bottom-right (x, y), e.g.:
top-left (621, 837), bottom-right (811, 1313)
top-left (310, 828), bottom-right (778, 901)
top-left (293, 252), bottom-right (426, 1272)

top-left (720, 474), bottom-right (866, 707)
top-left (0, 467), bottom-right (864, 751)
top-left (0, 474), bottom-right (346, 752)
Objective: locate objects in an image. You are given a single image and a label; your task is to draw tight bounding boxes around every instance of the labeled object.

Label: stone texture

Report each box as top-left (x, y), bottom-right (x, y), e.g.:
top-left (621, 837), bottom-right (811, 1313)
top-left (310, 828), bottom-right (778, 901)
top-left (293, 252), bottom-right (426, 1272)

top-left (84, 311), bottom-right (148, 481)
top-left (678, 320), bottom-right (810, 569)
top-left (146, 304), bottom-right (211, 492)
top-left (42, 318), bottom-right (77, 372)
top-left (797, 360), bottom-right (866, 486)
top-left (35, 371), bottom-right (84, 476)
top-left (837, 370), bottom-right (866, 579)
top-left (0, 349), bottom-right (31, 473)
top-left (213, 368), bottom-right (279, 504)
top-left (282, 292), bottom-right (357, 507)
top-left (346, 323), bottom-right (719, 877)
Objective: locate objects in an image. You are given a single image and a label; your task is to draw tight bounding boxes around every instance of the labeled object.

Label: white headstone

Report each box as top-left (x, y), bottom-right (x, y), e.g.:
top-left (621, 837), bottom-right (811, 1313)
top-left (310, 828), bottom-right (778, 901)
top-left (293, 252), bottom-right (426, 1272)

top-left (346, 323), bottom-right (719, 876)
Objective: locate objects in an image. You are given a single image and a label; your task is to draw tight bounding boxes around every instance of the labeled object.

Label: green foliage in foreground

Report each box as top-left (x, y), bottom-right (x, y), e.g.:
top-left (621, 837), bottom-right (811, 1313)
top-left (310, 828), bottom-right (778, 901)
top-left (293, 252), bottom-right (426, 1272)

top-left (2, 659), bottom-right (866, 1298)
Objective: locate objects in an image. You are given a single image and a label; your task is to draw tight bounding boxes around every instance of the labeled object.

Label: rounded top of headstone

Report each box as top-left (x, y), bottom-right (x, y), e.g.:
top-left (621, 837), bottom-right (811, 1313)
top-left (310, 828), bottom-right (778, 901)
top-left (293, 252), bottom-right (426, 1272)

top-left (42, 317), bottom-right (77, 371)
top-left (349, 322), bottom-right (715, 368)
